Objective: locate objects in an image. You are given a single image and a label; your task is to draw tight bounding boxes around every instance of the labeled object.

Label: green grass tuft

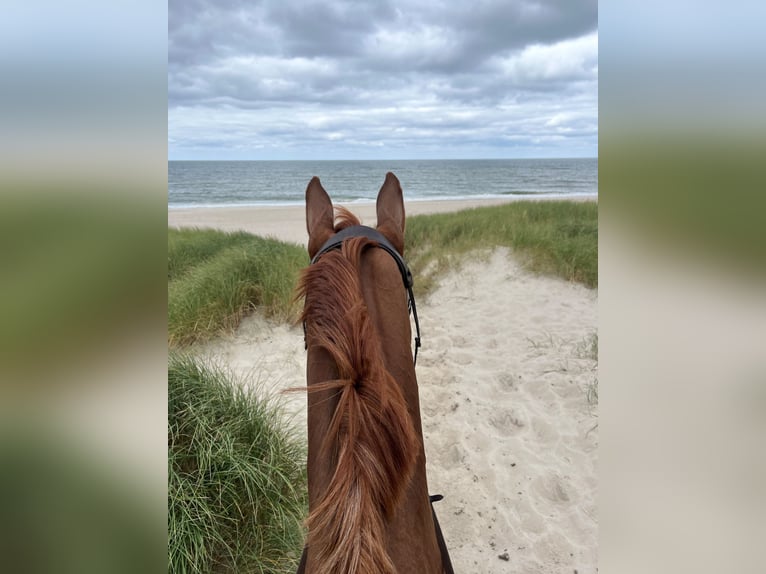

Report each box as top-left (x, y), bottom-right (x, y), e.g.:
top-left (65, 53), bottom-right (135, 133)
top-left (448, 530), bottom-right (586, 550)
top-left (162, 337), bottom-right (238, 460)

top-left (168, 228), bottom-right (308, 347)
top-left (168, 201), bottom-right (596, 345)
top-left (404, 200), bottom-right (597, 296)
top-left (575, 332), bottom-right (598, 362)
top-left (168, 228), bottom-right (258, 281)
top-left (168, 354), bottom-right (307, 574)
top-left (587, 378), bottom-right (599, 406)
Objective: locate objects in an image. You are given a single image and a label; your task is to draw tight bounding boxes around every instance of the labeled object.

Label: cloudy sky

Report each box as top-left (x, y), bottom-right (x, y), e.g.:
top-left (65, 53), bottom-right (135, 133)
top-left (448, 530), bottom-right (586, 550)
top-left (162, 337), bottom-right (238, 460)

top-left (169, 0), bottom-right (597, 160)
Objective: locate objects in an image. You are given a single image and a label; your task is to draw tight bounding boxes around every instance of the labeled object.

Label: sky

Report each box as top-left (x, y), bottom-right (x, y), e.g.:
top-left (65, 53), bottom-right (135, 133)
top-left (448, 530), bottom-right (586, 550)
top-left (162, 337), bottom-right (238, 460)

top-left (168, 0), bottom-right (598, 160)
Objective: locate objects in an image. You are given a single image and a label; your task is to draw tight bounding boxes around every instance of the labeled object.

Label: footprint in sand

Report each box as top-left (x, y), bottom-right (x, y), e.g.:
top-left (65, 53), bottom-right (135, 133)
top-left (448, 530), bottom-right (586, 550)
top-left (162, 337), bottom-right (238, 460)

top-left (451, 351), bottom-right (474, 366)
top-left (489, 410), bottom-right (525, 436)
top-left (497, 372), bottom-right (518, 390)
top-left (532, 474), bottom-right (572, 504)
top-left (445, 442), bottom-right (465, 467)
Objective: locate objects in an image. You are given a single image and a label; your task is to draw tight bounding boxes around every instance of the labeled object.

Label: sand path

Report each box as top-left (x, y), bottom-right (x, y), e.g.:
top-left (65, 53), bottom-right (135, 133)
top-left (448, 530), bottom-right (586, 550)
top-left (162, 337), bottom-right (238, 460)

top-left (197, 247), bottom-right (597, 573)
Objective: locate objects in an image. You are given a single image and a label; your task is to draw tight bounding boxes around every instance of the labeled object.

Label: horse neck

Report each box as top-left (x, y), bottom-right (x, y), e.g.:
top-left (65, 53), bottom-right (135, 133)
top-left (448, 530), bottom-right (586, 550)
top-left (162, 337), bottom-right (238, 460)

top-left (304, 247), bottom-right (441, 573)
top-left (360, 252), bottom-right (441, 573)
top-left (358, 249), bottom-right (422, 423)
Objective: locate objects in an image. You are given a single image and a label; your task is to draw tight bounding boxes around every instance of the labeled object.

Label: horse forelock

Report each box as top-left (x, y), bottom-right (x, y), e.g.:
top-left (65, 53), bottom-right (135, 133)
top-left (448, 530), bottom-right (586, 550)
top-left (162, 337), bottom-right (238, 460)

top-left (333, 205), bottom-right (361, 232)
top-left (297, 235), bottom-right (418, 574)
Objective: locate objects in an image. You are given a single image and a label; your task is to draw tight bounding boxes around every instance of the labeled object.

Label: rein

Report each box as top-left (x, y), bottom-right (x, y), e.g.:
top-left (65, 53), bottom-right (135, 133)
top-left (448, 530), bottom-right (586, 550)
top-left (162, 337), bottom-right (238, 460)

top-left (305, 225), bottom-right (423, 365)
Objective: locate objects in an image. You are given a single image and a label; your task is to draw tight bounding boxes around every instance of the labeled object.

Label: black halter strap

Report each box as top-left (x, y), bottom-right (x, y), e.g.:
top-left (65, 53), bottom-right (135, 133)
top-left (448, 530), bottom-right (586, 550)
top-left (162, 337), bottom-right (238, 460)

top-left (307, 225), bottom-right (422, 365)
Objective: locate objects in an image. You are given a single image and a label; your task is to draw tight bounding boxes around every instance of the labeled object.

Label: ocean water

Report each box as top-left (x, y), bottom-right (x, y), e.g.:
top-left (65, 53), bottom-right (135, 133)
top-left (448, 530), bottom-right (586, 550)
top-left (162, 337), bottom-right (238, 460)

top-left (168, 159), bottom-right (597, 208)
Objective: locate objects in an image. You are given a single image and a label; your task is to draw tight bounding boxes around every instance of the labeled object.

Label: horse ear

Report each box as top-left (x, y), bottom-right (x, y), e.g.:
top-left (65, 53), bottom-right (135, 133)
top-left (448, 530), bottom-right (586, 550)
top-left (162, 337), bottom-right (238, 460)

top-left (306, 176), bottom-right (334, 258)
top-left (376, 172), bottom-right (405, 254)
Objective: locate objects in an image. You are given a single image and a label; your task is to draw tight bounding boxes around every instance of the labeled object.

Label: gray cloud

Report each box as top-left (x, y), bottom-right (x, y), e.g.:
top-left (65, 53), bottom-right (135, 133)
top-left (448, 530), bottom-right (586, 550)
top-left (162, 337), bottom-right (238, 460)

top-left (169, 0), bottom-right (597, 159)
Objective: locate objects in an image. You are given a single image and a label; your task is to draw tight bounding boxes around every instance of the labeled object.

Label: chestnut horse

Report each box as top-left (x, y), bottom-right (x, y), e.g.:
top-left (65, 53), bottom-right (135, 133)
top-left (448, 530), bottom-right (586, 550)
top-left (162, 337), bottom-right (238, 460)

top-left (295, 173), bottom-right (452, 573)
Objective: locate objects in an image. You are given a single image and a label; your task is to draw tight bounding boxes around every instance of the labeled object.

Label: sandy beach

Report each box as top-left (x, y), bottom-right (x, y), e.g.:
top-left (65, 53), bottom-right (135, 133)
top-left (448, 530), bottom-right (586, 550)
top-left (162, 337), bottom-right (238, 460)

top-left (168, 197), bottom-right (592, 245)
top-left (179, 199), bottom-right (598, 573)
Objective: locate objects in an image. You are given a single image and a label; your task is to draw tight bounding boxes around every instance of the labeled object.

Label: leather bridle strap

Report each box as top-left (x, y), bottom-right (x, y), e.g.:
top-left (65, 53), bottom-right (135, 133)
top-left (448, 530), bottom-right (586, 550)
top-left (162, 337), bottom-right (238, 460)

top-left (307, 225), bottom-right (422, 365)
top-left (429, 494), bottom-right (455, 574)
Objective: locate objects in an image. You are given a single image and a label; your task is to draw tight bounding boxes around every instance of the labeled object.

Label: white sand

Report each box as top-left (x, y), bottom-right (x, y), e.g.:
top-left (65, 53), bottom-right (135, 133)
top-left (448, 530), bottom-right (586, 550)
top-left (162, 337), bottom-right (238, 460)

top-left (417, 250), bottom-right (597, 573)
top-left (188, 200), bottom-right (598, 573)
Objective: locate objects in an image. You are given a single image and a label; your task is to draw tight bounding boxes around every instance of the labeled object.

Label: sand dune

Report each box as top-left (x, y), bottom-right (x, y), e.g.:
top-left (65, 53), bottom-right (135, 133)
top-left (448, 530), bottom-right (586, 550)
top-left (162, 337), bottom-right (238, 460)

top-left (186, 200), bottom-right (598, 572)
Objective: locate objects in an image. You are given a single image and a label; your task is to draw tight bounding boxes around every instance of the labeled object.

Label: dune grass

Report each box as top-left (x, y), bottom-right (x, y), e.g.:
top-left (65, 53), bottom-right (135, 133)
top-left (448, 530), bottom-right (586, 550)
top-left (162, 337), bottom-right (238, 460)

top-left (168, 201), bottom-right (596, 346)
top-left (168, 228), bottom-right (308, 347)
top-left (168, 228), bottom-right (259, 282)
top-left (404, 200), bottom-right (597, 296)
top-left (168, 354), bottom-right (307, 574)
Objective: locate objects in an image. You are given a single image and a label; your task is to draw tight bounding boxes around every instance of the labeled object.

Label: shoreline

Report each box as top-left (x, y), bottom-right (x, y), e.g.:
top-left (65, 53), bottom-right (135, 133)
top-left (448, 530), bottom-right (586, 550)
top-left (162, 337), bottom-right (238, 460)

top-left (168, 195), bottom-right (597, 246)
top-left (168, 192), bottom-right (597, 211)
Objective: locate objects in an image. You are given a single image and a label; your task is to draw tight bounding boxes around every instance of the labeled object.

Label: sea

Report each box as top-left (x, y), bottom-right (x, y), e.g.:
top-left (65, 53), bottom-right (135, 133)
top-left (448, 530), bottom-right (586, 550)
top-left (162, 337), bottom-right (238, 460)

top-left (168, 158), bottom-right (597, 208)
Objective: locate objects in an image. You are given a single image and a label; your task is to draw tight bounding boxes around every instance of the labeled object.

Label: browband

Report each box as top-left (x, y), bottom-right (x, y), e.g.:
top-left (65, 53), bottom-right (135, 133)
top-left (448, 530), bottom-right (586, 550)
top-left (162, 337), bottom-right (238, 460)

top-left (308, 225), bottom-right (422, 364)
top-left (311, 226), bottom-right (412, 286)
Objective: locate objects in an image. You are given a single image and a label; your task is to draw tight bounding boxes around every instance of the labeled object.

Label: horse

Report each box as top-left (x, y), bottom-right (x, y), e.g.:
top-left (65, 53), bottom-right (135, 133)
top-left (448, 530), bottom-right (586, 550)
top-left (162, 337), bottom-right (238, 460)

top-left (294, 172), bottom-right (452, 573)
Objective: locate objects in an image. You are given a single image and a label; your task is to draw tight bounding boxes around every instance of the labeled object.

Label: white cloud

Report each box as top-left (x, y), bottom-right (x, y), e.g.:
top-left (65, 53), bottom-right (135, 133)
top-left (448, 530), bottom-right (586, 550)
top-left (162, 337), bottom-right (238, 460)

top-left (364, 25), bottom-right (458, 67)
top-left (168, 0), bottom-right (598, 158)
top-left (493, 32), bottom-right (598, 84)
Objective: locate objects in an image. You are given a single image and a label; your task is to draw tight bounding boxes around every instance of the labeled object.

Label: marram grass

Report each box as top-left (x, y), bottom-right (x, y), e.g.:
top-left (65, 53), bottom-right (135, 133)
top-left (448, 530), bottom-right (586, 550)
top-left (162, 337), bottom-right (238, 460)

top-left (168, 201), bottom-right (596, 345)
top-left (405, 200), bottom-right (597, 296)
top-left (168, 228), bottom-right (308, 347)
top-left (168, 354), bottom-right (307, 574)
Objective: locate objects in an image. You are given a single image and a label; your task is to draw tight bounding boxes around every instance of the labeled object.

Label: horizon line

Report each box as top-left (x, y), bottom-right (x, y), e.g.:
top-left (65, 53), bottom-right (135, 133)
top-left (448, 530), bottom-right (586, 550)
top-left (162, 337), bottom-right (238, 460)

top-left (168, 156), bottom-right (598, 162)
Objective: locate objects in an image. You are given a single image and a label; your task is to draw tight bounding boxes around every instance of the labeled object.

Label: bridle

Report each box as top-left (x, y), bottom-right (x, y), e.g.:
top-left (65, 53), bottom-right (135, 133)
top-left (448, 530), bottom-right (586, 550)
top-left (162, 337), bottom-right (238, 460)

top-left (304, 225), bottom-right (423, 365)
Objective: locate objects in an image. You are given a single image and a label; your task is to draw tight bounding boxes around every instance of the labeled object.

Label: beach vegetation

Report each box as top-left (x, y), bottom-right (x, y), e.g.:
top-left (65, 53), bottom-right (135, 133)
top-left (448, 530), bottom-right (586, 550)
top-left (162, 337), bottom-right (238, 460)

top-left (577, 333), bottom-right (599, 407)
top-left (575, 332), bottom-right (598, 362)
top-left (168, 228), bottom-right (307, 346)
top-left (587, 377), bottom-right (599, 406)
top-left (168, 354), bottom-right (307, 574)
top-left (405, 200), bottom-right (597, 296)
top-left (168, 201), bottom-right (596, 346)
top-left (168, 228), bottom-right (258, 281)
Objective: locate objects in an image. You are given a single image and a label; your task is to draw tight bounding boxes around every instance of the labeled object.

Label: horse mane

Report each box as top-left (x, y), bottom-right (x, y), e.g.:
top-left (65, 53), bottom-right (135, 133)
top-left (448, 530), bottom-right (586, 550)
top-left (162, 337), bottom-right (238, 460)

top-left (296, 210), bottom-right (418, 574)
top-left (332, 205), bottom-right (361, 231)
